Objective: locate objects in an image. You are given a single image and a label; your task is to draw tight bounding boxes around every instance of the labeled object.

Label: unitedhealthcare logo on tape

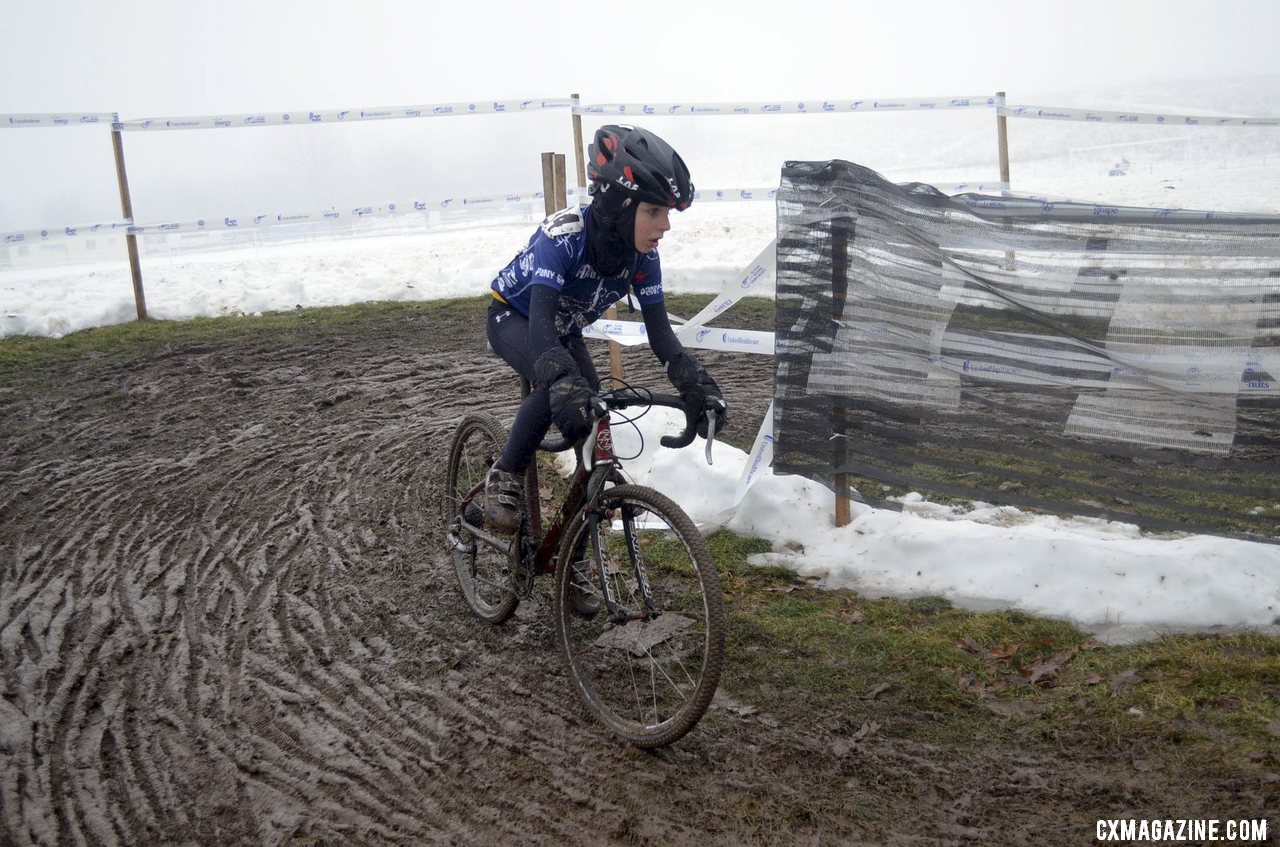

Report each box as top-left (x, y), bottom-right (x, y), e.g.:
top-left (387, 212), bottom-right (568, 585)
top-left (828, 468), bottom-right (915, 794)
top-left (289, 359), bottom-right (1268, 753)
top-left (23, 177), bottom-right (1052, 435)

top-left (743, 433), bottom-right (775, 487)
top-left (722, 332), bottom-right (761, 347)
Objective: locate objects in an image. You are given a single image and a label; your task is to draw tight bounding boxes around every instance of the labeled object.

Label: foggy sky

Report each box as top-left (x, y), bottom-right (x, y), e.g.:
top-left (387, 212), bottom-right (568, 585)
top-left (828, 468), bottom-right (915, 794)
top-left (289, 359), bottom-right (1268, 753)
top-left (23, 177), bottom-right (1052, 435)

top-left (3, 0), bottom-right (1278, 232)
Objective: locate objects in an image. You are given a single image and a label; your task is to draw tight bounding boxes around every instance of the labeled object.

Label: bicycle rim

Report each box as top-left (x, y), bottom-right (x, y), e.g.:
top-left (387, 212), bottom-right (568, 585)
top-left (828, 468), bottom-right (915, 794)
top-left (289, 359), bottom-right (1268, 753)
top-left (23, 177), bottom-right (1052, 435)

top-left (444, 413), bottom-right (519, 624)
top-left (554, 484), bottom-right (725, 747)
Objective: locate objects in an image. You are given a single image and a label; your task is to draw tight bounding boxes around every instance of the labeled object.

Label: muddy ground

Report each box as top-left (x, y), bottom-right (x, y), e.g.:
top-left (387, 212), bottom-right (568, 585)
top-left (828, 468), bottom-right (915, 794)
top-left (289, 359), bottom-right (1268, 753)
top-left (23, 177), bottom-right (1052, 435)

top-left (1, 299), bottom-right (1274, 846)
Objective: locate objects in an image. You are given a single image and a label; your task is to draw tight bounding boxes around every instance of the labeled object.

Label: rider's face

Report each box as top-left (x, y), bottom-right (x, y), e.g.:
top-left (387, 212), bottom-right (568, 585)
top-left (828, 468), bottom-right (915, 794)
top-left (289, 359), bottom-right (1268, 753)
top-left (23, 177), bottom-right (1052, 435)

top-left (633, 201), bottom-right (671, 253)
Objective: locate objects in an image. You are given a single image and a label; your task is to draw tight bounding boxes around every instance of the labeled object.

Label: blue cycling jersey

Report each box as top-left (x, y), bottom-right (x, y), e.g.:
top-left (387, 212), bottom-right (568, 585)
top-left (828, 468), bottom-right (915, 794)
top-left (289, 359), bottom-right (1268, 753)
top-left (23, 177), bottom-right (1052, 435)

top-left (490, 205), bottom-right (664, 337)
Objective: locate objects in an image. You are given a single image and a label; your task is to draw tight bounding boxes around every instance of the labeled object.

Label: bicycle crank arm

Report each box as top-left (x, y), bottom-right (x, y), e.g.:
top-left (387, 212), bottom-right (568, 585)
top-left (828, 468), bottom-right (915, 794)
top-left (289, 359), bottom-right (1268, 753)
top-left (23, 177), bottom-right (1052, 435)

top-left (458, 517), bottom-right (517, 553)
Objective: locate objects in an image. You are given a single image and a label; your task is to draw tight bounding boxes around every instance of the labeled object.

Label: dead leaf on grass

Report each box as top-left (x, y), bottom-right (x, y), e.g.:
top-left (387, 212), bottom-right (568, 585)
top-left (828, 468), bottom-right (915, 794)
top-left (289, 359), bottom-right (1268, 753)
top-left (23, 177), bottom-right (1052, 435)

top-left (1026, 649), bottom-right (1079, 687)
top-left (1109, 668), bottom-right (1141, 692)
top-left (958, 635), bottom-right (985, 654)
top-left (864, 682), bottom-right (892, 701)
top-left (987, 644), bottom-right (1019, 661)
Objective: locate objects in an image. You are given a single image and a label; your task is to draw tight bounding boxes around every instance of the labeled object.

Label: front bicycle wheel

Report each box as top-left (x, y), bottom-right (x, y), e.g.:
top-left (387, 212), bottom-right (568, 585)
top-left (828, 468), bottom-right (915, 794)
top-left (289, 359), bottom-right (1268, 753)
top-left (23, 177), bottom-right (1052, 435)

top-left (443, 413), bottom-right (519, 624)
top-left (554, 484), bottom-right (725, 747)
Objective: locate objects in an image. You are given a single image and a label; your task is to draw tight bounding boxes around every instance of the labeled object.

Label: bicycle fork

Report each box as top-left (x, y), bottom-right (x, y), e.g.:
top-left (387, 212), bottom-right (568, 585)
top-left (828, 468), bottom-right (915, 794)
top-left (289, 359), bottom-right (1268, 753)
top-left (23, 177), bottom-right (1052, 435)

top-left (588, 502), bottom-right (659, 625)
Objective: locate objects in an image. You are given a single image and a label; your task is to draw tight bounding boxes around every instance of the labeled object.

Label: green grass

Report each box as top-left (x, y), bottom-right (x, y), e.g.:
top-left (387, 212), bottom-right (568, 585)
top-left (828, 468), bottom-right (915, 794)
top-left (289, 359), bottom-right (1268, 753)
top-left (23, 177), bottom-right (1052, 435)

top-left (702, 530), bottom-right (1279, 774)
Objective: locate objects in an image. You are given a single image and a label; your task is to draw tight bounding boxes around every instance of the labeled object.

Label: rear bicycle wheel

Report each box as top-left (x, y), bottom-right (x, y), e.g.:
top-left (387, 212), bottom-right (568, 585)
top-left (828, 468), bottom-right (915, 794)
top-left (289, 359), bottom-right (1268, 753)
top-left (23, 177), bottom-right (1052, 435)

top-left (554, 484), bottom-right (725, 747)
top-left (443, 413), bottom-right (519, 624)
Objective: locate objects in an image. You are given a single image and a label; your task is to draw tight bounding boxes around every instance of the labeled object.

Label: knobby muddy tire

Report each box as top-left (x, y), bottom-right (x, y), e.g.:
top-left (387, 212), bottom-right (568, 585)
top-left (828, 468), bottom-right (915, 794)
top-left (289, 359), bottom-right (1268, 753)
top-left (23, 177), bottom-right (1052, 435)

top-left (444, 413), bottom-right (519, 624)
top-left (553, 484), bottom-right (726, 748)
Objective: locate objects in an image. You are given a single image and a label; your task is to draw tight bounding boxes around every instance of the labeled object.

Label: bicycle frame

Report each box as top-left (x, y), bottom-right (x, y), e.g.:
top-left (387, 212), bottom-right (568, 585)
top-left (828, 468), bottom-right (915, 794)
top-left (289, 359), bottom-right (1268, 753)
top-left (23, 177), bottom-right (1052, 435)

top-left (521, 398), bottom-right (625, 579)
top-left (446, 380), bottom-right (726, 747)
top-left (455, 378), bottom-right (708, 606)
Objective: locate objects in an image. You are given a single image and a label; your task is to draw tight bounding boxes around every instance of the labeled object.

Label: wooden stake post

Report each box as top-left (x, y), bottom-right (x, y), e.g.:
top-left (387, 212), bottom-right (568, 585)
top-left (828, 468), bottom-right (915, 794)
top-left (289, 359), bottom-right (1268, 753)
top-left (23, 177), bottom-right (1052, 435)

top-left (996, 91), bottom-right (1016, 271)
top-left (110, 114), bottom-right (147, 320)
top-left (830, 215), bottom-right (855, 528)
top-left (570, 99), bottom-right (624, 382)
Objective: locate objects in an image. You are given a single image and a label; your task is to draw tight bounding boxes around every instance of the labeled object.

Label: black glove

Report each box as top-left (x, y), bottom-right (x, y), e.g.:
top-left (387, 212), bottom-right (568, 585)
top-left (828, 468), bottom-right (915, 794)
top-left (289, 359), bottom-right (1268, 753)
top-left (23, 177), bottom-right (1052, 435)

top-left (666, 351), bottom-right (728, 439)
top-left (534, 345), bottom-right (593, 442)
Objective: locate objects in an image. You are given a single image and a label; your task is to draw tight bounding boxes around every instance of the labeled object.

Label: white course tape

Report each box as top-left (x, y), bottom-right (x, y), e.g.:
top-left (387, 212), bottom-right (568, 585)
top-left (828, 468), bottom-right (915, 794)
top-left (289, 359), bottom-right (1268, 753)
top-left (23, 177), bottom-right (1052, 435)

top-left (677, 240), bottom-right (777, 333)
top-left (581, 321), bottom-right (776, 354)
top-left (2, 113), bottom-right (116, 129)
top-left (1000, 104), bottom-right (1280, 128)
top-left (114, 99), bottom-right (573, 131)
top-left (732, 402), bottom-right (775, 507)
top-left (694, 182), bottom-right (1009, 203)
top-left (4, 221), bottom-right (132, 245)
top-left (579, 96), bottom-right (997, 117)
top-left (2, 187), bottom-right (590, 245)
top-left (583, 239), bottom-right (778, 354)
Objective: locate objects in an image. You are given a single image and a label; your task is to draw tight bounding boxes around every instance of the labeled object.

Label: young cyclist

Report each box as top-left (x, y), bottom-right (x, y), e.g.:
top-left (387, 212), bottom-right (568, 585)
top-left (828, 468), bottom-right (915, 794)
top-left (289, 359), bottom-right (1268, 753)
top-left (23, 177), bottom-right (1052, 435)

top-left (483, 124), bottom-right (728, 534)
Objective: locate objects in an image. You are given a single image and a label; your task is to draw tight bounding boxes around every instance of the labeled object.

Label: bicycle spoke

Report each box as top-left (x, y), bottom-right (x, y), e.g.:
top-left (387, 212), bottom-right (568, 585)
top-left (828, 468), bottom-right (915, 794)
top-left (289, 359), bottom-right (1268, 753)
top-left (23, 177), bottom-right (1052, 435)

top-left (555, 485), bottom-right (725, 748)
top-left (444, 414), bottom-right (519, 624)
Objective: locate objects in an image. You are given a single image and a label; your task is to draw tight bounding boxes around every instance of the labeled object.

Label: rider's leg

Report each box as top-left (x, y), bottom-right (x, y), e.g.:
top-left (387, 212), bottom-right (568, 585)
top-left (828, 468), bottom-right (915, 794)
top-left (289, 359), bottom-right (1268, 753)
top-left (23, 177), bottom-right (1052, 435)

top-left (484, 302), bottom-right (551, 532)
top-left (486, 301), bottom-right (552, 476)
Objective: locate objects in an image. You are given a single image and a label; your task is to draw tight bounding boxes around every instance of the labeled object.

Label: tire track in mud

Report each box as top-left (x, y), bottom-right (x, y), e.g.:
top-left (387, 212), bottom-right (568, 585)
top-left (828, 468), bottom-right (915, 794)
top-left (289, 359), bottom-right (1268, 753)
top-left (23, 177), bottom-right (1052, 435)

top-left (0, 317), bottom-right (777, 846)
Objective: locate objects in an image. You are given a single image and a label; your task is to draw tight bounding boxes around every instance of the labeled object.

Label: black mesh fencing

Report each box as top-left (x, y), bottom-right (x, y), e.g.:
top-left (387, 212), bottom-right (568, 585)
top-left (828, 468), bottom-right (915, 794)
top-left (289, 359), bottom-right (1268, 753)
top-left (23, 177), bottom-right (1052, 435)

top-left (775, 160), bottom-right (1280, 541)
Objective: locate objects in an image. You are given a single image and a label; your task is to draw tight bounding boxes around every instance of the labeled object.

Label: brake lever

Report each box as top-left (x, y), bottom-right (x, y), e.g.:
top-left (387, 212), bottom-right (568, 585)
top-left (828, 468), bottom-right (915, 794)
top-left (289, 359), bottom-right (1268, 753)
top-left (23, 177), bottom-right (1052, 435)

top-left (703, 397), bottom-right (727, 465)
top-left (704, 411), bottom-right (715, 465)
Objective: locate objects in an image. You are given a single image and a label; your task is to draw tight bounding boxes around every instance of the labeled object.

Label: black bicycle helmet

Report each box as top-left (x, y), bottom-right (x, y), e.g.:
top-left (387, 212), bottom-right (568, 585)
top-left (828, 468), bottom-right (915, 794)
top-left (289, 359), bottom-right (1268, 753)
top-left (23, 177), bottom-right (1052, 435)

top-left (588, 125), bottom-right (694, 211)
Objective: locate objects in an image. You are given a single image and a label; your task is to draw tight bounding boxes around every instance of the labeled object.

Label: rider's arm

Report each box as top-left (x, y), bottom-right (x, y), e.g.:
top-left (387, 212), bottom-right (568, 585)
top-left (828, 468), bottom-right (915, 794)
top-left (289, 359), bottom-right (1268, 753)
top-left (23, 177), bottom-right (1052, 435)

top-left (527, 283), bottom-right (562, 358)
top-left (642, 299), bottom-right (728, 436)
top-left (640, 300), bottom-right (683, 366)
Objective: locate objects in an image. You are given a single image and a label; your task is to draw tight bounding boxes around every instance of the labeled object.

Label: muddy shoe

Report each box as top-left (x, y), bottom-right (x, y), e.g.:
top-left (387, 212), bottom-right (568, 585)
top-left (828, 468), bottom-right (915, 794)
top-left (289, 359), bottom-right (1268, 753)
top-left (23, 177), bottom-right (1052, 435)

top-left (484, 467), bottom-right (523, 535)
top-left (568, 565), bottom-right (603, 620)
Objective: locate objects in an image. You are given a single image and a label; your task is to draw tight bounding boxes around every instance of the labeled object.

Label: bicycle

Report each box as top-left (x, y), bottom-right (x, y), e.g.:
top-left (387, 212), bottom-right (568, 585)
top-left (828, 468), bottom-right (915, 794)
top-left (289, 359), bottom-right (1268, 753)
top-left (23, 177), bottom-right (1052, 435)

top-left (442, 380), bottom-right (727, 748)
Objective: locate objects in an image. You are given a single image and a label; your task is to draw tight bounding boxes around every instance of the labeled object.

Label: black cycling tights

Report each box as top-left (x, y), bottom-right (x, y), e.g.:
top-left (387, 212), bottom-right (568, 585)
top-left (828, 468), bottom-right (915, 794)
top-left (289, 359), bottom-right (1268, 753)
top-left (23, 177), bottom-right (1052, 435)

top-left (486, 300), bottom-right (600, 475)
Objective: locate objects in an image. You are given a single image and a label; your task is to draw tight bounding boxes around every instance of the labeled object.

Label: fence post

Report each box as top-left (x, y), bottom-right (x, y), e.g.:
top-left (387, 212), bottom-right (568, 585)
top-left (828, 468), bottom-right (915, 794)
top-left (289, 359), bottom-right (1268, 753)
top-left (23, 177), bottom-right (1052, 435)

top-left (996, 91), bottom-right (1011, 187)
top-left (110, 113), bottom-right (147, 320)
top-left (572, 96), bottom-right (625, 382)
top-left (996, 91), bottom-right (1016, 271)
top-left (570, 93), bottom-right (587, 193)
top-left (830, 215), bottom-right (855, 528)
